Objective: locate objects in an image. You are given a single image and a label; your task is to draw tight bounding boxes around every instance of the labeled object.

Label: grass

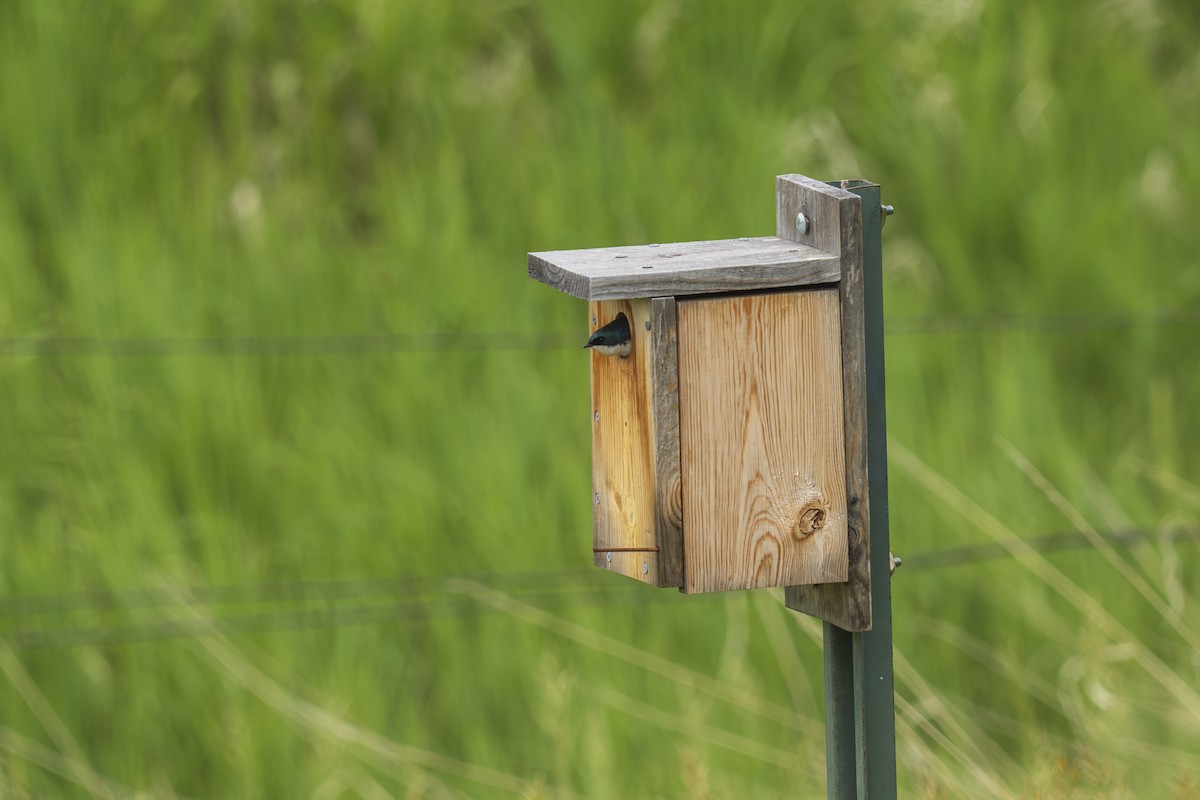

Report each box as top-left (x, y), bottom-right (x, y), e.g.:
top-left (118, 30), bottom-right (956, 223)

top-left (1, 0), bottom-right (1199, 796)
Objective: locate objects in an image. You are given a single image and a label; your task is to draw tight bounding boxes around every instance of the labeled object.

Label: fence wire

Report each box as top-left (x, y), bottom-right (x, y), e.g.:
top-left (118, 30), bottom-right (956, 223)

top-left (0, 331), bottom-right (578, 357)
top-left (1, 309), bottom-right (1198, 358)
top-left (1, 526), bottom-right (1193, 651)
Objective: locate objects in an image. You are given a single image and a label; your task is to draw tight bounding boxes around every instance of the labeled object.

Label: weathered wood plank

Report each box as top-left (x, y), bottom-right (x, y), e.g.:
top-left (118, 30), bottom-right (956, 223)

top-left (651, 297), bottom-right (684, 587)
top-left (780, 176), bottom-right (873, 631)
top-left (677, 289), bottom-right (849, 593)
top-left (775, 174), bottom-right (858, 257)
top-left (602, 551), bottom-right (660, 586)
top-left (529, 236), bottom-right (839, 301)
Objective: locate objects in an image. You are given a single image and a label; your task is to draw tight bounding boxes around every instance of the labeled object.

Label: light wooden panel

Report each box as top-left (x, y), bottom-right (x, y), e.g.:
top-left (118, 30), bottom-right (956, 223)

top-left (677, 289), bottom-right (849, 593)
top-left (589, 298), bottom-right (683, 587)
top-left (530, 236), bottom-right (838, 301)
top-left (778, 176), bottom-right (873, 631)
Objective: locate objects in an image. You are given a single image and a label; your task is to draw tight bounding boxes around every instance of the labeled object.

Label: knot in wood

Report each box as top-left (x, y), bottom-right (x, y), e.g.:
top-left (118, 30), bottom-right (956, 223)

top-left (665, 478), bottom-right (684, 530)
top-left (795, 505), bottom-right (827, 538)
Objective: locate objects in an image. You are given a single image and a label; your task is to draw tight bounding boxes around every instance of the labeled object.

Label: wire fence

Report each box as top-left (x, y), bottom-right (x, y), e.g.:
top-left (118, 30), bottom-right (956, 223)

top-left (2, 309), bottom-right (1195, 645)
top-left (0, 332), bottom-right (577, 357)
top-left (1, 526), bottom-right (1193, 651)
top-left (1, 309), bottom-right (1198, 358)
top-left (884, 308), bottom-right (1200, 335)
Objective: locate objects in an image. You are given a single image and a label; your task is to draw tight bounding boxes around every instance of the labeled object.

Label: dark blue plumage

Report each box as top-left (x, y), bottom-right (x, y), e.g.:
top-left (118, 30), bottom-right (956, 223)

top-left (584, 314), bottom-right (632, 358)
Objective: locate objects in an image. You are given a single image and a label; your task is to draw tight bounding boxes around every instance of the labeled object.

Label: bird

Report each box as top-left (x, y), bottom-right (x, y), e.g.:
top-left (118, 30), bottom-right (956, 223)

top-left (584, 313), bottom-right (631, 358)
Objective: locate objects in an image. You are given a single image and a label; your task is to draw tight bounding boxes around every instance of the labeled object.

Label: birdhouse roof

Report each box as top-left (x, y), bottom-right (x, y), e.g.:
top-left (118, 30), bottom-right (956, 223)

top-left (527, 236), bottom-right (839, 301)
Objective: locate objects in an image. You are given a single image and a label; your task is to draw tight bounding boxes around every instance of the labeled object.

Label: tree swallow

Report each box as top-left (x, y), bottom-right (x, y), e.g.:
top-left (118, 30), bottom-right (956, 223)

top-left (584, 313), bottom-right (631, 358)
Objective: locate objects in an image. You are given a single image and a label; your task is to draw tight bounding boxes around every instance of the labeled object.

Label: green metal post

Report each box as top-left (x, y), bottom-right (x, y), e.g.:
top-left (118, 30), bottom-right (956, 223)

top-left (823, 181), bottom-right (896, 799)
top-left (823, 622), bottom-right (859, 797)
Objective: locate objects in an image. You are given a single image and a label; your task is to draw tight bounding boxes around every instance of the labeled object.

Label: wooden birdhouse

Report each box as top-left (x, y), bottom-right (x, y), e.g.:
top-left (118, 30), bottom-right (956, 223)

top-left (528, 175), bottom-right (876, 630)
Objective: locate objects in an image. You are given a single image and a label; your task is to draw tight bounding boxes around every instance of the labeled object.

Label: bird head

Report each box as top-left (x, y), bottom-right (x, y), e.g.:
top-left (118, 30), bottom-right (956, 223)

top-left (584, 313), bottom-right (632, 358)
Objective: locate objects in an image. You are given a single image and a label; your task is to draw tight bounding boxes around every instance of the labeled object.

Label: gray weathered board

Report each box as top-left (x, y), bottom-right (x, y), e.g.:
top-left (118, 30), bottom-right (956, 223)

top-left (529, 236), bottom-right (839, 301)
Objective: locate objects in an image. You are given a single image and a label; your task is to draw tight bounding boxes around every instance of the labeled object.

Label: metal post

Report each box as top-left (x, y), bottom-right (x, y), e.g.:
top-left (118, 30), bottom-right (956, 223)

top-left (823, 182), bottom-right (896, 799)
top-left (823, 622), bottom-right (859, 797)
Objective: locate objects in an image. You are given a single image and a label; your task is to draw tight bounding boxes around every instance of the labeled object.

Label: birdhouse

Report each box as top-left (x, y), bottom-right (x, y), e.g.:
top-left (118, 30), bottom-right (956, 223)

top-left (528, 175), bottom-right (876, 629)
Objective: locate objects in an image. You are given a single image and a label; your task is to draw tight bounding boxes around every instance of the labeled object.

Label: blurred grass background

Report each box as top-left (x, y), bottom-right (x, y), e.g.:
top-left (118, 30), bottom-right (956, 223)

top-left (1, 0), bottom-right (1199, 797)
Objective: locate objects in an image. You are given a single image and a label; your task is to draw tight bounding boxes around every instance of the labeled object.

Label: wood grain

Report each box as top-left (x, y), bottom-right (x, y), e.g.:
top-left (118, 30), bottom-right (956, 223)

top-left (529, 236), bottom-right (839, 301)
top-left (778, 176), bottom-right (873, 631)
top-left (775, 174), bottom-right (857, 257)
top-left (677, 289), bottom-right (849, 593)
top-left (590, 298), bottom-right (683, 587)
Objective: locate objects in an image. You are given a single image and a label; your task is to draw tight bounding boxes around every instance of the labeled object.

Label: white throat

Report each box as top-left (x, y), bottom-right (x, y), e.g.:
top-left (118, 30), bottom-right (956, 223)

top-left (592, 341), bottom-right (631, 358)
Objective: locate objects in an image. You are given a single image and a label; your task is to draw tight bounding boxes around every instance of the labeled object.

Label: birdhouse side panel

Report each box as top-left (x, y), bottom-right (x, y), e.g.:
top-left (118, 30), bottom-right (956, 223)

top-left (677, 289), bottom-right (850, 593)
top-left (589, 299), bottom-right (682, 587)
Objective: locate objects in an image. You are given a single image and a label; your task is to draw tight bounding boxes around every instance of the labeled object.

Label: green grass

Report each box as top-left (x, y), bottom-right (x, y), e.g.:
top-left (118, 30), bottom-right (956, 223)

top-left (2, 0), bottom-right (1199, 796)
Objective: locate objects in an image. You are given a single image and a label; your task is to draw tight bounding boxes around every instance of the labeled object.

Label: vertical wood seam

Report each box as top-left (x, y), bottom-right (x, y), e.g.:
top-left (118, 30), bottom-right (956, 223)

top-left (652, 297), bottom-right (684, 587)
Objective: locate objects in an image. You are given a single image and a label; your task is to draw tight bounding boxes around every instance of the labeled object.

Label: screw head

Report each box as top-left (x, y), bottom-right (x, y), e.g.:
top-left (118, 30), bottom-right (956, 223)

top-left (594, 493), bottom-right (600, 506)
top-left (795, 212), bottom-right (809, 236)
top-left (642, 562), bottom-right (649, 574)
top-left (606, 553), bottom-right (613, 563)
top-left (594, 410), bottom-right (600, 423)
